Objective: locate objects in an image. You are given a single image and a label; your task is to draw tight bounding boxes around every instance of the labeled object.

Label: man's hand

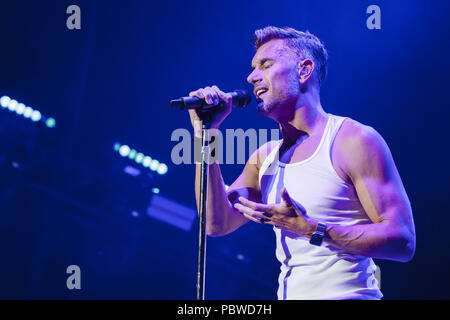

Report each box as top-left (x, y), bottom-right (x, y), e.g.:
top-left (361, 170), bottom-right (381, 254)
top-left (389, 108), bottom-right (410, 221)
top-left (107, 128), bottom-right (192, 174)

top-left (188, 85), bottom-right (233, 138)
top-left (233, 187), bottom-right (317, 237)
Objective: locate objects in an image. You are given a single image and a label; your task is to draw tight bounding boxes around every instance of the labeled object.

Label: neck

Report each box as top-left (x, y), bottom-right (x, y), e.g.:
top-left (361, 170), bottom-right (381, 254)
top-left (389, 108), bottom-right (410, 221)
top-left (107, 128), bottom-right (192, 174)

top-left (278, 92), bottom-right (328, 145)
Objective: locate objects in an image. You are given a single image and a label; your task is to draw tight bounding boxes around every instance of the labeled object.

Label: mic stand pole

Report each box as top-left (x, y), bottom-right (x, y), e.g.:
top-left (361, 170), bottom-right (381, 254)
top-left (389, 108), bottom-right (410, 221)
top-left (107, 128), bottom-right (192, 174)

top-left (196, 112), bottom-right (212, 300)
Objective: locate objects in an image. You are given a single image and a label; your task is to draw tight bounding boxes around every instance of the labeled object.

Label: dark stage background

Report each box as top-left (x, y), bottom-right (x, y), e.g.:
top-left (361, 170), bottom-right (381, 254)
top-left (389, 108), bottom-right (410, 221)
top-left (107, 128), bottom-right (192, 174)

top-left (0, 0), bottom-right (449, 299)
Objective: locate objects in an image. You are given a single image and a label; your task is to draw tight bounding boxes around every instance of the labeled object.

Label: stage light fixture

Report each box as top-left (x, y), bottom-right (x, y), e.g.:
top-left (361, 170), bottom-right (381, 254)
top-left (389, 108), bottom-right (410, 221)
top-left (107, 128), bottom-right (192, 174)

top-left (119, 145), bottom-right (131, 157)
top-left (135, 152), bottom-right (144, 164)
top-left (8, 99), bottom-right (18, 112)
top-left (113, 142), bottom-right (168, 175)
top-left (23, 106), bottom-right (33, 118)
top-left (16, 103), bottom-right (26, 115)
top-left (156, 163), bottom-right (168, 175)
top-left (128, 149), bottom-right (137, 160)
top-left (31, 110), bottom-right (42, 122)
top-left (147, 194), bottom-right (196, 231)
top-left (0, 95), bottom-right (56, 128)
top-left (143, 156), bottom-right (152, 167)
top-left (113, 142), bottom-right (121, 152)
top-left (0, 96), bottom-right (10, 107)
top-left (152, 187), bottom-right (160, 194)
top-left (149, 159), bottom-right (160, 171)
top-left (45, 118), bottom-right (56, 128)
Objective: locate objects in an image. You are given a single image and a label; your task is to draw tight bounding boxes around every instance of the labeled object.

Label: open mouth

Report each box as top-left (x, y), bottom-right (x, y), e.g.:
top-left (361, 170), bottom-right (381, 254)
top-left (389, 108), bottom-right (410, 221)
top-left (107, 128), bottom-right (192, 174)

top-left (255, 88), bottom-right (268, 99)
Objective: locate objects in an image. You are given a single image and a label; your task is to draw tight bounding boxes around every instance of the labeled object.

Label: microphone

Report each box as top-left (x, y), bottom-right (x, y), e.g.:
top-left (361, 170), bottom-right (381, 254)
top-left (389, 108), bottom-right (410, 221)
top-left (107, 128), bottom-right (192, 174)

top-left (168, 89), bottom-right (251, 110)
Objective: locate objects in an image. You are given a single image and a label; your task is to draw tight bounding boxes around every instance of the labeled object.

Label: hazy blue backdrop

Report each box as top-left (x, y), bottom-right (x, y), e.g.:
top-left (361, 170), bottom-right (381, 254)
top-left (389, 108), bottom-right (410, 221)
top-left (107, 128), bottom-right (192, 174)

top-left (0, 0), bottom-right (449, 299)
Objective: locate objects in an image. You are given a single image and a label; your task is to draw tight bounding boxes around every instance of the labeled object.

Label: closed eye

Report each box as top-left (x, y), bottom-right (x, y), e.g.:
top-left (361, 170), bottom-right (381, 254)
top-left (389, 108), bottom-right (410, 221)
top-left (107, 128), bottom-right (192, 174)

top-left (251, 58), bottom-right (275, 71)
top-left (261, 60), bottom-right (274, 69)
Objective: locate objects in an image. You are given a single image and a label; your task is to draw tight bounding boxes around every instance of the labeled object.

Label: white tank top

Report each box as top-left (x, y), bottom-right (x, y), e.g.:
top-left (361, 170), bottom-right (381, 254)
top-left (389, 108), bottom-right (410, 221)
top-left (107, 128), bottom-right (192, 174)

top-left (258, 113), bottom-right (383, 300)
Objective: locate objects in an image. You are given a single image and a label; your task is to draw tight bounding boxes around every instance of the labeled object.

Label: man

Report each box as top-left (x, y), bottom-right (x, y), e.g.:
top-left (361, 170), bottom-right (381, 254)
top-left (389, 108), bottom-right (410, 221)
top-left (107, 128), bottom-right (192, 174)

top-left (187, 26), bottom-right (416, 300)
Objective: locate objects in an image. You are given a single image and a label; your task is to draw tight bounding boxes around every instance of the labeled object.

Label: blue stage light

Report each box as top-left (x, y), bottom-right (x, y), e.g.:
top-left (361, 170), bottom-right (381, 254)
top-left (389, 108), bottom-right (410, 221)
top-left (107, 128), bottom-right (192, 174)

top-left (143, 156), bottom-right (152, 167)
top-left (45, 118), bottom-right (56, 128)
top-left (113, 142), bottom-right (121, 152)
top-left (123, 165), bottom-right (141, 177)
top-left (8, 99), bottom-right (18, 112)
top-left (147, 194), bottom-right (196, 231)
top-left (128, 149), bottom-right (137, 160)
top-left (135, 152), bottom-right (144, 164)
top-left (0, 96), bottom-right (10, 108)
top-left (23, 106), bottom-right (33, 118)
top-left (119, 145), bottom-right (130, 157)
top-left (149, 159), bottom-right (160, 171)
top-left (113, 142), bottom-right (168, 176)
top-left (152, 187), bottom-right (160, 194)
top-left (156, 163), bottom-right (168, 175)
top-left (15, 103), bottom-right (26, 115)
top-left (31, 110), bottom-right (41, 122)
top-left (131, 211), bottom-right (139, 217)
top-left (1, 95), bottom-right (56, 128)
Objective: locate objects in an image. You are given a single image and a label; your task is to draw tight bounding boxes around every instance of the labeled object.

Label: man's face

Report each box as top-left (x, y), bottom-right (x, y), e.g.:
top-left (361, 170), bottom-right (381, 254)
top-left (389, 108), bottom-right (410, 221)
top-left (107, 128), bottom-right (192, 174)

top-left (247, 39), bottom-right (301, 119)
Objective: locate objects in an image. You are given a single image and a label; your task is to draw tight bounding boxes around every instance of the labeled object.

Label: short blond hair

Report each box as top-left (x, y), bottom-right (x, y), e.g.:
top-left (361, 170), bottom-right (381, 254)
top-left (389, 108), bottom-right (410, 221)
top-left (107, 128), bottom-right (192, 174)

top-left (253, 26), bottom-right (328, 85)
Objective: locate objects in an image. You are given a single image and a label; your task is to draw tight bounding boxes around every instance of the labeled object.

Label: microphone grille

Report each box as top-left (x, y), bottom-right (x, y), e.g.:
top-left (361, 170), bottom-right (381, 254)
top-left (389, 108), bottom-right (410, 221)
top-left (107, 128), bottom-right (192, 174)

top-left (234, 89), bottom-right (252, 108)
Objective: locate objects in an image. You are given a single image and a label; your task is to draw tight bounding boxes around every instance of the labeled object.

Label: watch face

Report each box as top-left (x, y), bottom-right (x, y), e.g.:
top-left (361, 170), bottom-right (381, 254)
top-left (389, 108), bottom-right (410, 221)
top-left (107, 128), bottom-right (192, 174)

top-left (310, 233), bottom-right (323, 245)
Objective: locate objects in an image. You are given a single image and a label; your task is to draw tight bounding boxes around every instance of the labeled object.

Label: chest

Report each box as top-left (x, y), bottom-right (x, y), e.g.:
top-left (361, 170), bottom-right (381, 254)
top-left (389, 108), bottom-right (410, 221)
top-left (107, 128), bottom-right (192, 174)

top-left (278, 135), bottom-right (320, 164)
top-left (278, 135), bottom-right (352, 184)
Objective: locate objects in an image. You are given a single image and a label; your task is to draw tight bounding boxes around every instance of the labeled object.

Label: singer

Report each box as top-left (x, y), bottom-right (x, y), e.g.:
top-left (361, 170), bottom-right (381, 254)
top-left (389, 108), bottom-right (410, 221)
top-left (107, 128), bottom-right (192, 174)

top-left (187, 26), bottom-right (416, 300)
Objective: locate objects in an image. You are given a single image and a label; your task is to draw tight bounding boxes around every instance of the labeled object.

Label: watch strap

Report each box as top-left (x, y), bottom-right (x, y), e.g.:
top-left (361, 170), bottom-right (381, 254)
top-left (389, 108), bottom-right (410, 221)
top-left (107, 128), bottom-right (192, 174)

top-left (316, 222), bottom-right (327, 234)
top-left (309, 222), bottom-right (327, 246)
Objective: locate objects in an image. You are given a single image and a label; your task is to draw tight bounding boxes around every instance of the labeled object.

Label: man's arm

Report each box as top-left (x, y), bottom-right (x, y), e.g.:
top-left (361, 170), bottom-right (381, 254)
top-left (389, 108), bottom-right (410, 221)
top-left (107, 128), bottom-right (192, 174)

top-left (322, 121), bottom-right (416, 262)
top-left (194, 161), bottom-right (248, 237)
top-left (195, 139), bottom-right (271, 237)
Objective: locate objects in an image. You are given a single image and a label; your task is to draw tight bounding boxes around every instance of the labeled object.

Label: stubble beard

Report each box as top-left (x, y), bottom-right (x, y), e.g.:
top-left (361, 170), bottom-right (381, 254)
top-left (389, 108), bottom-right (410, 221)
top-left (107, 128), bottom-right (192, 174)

top-left (256, 99), bottom-right (271, 115)
top-left (256, 93), bottom-right (295, 121)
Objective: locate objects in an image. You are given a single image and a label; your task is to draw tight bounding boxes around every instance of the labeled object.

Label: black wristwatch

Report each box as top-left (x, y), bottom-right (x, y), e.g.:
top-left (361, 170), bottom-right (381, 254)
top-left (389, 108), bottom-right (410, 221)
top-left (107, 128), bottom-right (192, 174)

top-left (309, 222), bottom-right (327, 246)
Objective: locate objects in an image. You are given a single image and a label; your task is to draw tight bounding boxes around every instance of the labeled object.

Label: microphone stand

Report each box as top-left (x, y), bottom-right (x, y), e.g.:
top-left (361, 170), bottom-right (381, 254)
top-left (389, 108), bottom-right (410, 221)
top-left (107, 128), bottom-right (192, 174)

top-left (168, 93), bottom-right (250, 300)
top-left (196, 111), bottom-right (213, 300)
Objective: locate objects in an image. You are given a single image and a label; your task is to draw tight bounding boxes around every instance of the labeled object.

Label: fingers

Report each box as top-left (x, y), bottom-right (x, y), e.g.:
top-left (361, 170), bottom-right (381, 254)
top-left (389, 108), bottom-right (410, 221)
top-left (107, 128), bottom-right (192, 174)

top-left (212, 85), bottom-right (232, 105)
top-left (188, 89), bottom-right (205, 99)
top-left (189, 86), bottom-right (217, 106)
top-left (189, 85), bottom-right (231, 107)
top-left (238, 196), bottom-right (275, 214)
top-left (233, 196), bottom-right (276, 225)
top-left (233, 202), bottom-right (267, 222)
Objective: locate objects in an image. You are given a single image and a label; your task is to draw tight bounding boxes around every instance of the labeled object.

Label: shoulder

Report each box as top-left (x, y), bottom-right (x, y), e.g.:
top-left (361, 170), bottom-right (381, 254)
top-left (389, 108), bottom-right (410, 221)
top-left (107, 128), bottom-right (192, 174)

top-left (249, 139), bottom-right (281, 170)
top-left (334, 117), bottom-right (393, 179)
top-left (338, 117), bottom-right (385, 146)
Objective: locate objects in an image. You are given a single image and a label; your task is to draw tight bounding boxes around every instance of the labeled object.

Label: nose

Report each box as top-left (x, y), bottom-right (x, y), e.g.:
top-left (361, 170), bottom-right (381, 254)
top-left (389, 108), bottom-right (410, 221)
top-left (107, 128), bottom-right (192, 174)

top-left (247, 69), bottom-right (261, 85)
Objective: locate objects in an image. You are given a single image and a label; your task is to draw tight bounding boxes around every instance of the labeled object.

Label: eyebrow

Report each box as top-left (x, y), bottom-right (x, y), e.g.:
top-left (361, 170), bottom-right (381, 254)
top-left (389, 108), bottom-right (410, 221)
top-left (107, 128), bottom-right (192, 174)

top-left (251, 58), bottom-right (274, 71)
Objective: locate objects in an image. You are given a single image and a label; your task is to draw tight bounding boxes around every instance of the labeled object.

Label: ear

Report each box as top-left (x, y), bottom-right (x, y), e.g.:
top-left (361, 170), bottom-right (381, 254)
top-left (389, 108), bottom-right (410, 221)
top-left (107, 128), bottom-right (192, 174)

top-left (298, 59), bottom-right (314, 85)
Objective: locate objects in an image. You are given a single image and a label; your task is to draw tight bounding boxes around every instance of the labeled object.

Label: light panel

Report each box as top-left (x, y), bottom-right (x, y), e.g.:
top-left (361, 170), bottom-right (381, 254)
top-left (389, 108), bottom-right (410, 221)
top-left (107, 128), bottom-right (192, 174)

top-left (0, 95), bottom-right (56, 128)
top-left (113, 142), bottom-right (168, 175)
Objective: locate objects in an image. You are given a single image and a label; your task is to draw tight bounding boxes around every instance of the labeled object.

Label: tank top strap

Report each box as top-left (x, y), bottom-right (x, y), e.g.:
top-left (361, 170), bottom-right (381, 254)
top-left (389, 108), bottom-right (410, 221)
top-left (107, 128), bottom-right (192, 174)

top-left (315, 114), bottom-right (348, 160)
top-left (258, 139), bottom-right (282, 182)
